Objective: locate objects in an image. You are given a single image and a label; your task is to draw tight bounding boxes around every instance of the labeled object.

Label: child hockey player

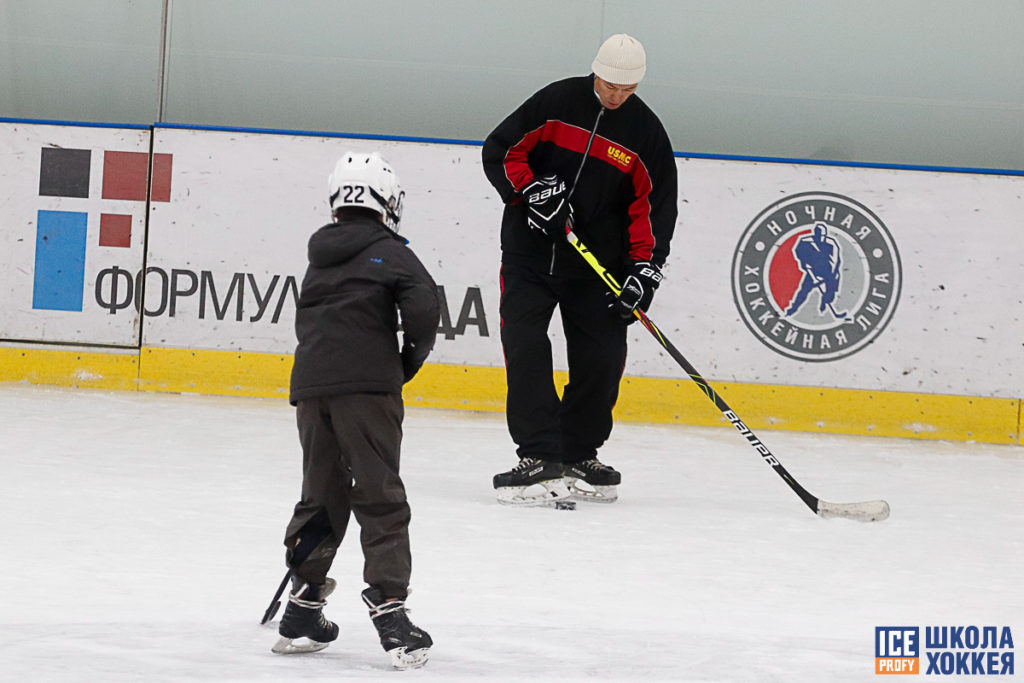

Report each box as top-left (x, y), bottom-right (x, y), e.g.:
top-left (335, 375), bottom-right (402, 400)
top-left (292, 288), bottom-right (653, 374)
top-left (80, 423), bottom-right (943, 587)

top-left (271, 151), bottom-right (440, 670)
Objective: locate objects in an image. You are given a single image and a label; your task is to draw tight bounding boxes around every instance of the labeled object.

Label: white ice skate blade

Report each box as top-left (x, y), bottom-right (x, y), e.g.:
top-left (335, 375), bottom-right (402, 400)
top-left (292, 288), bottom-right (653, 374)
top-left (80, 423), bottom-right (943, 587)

top-left (271, 636), bottom-right (331, 654)
top-left (564, 477), bottom-right (618, 504)
top-left (389, 645), bottom-right (430, 669)
top-left (495, 479), bottom-right (571, 507)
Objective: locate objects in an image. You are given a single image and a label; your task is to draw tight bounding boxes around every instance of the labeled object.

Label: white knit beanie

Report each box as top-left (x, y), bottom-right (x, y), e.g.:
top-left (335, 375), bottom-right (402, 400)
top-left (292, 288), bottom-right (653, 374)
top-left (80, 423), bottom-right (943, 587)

top-left (591, 34), bottom-right (646, 85)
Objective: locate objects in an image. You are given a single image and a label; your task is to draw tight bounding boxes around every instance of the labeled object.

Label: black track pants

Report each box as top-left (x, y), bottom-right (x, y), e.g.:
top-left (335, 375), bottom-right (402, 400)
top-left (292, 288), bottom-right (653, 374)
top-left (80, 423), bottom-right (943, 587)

top-left (499, 263), bottom-right (628, 464)
top-left (283, 393), bottom-right (411, 599)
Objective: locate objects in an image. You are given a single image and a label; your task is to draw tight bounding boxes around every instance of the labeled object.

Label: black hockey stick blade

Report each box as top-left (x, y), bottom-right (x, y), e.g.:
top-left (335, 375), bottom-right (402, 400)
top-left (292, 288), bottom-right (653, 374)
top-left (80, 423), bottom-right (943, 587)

top-left (260, 569), bottom-right (292, 625)
top-left (565, 227), bottom-right (890, 522)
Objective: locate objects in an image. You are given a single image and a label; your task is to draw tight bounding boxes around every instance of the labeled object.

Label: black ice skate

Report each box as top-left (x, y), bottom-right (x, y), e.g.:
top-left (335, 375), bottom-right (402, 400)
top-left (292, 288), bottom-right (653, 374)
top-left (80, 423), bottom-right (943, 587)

top-left (271, 578), bottom-right (339, 654)
top-left (563, 458), bottom-right (621, 503)
top-left (493, 456), bottom-right (570, 506)
top-left (361, 586), bottom-right (432, 670)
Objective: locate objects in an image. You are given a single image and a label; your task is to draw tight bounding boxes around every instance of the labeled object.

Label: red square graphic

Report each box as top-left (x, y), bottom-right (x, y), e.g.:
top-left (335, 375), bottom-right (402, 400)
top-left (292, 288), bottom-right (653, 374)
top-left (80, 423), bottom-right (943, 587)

top-left (102, 151), bottom-right (149, 201)
top-left (151, 153), bottom-right (173, 202)
top-left (101, 151), bottom-right (173, 203)
top-left (99, 213), bottom-right (132, 248)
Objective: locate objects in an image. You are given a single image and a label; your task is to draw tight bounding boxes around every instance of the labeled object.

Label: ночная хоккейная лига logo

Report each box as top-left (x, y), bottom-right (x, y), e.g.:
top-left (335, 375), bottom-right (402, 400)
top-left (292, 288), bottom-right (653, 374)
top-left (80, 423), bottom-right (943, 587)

top-left (731, 192), bottom-right (901, 362)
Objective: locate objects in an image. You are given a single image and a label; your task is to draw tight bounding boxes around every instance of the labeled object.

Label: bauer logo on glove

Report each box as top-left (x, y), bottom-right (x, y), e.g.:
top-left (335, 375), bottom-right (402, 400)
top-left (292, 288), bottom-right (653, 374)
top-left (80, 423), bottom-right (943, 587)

top-left (521, 175), bottom-right (571, 239)
top-left (611, 260), bottom-right (662, 321)
top-left (523, 177), bottom-right (567, 204)
top-left (635, 263), bottom-right (663, 285)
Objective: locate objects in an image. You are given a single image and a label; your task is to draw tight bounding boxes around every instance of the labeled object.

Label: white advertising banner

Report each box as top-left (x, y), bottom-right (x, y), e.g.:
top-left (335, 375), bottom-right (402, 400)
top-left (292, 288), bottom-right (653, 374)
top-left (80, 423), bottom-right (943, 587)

top-left (4, 122), bottom-right (1021, 400)
top-left (143, 127), bottom-right (1023, 399)
top-left (143, 126), bottom-right (506, 365)
top-left (668, 159), bottom-right (1023, 400)
top-left (0, 122), bottom-right (152, 346)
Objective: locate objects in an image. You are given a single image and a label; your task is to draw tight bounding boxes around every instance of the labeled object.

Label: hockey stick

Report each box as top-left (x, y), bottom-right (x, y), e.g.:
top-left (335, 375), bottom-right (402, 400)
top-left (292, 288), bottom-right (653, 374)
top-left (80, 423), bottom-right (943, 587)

top-left (806, 269), bottom-right (848, 319)
top-left (260, 568), bottom-right (292, 625)
top-left (565, 227), bottom-right (889, 522)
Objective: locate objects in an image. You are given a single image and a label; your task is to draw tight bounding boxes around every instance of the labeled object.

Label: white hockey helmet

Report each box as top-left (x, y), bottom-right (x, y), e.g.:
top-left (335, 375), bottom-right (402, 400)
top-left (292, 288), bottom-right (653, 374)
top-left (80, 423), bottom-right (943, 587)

top-left (328, 151), bottom-right (404, 231)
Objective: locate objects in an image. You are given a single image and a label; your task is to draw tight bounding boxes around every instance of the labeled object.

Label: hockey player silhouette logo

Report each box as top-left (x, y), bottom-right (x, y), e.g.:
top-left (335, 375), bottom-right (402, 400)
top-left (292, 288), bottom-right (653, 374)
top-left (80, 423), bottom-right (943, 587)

top-left (732, 192), bottom-right (901, 362)
top-left (783, 223), bottom-right (846, 319)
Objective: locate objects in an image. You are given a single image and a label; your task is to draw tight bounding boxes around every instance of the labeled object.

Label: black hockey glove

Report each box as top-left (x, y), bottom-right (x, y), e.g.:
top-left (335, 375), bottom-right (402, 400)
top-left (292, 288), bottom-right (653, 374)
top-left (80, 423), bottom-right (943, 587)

top-left (521, 174), bottom-right (570, 239)
top-left (611, 261), bottom-right (663, 322)
top-left (401, 343), bottom-right (424, 383)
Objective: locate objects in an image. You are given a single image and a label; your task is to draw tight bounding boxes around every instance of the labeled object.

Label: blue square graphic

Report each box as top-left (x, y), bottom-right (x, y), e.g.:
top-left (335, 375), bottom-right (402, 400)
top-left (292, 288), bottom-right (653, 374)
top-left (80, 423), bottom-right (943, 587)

top-left (875, 626), bottom-right (920, 658)
top-left (33, 210), bottom-right (88, 311)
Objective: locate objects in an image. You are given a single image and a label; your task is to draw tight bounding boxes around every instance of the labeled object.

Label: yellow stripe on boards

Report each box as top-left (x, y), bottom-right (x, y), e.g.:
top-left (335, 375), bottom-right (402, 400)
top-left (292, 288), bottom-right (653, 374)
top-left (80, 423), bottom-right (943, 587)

top-left (1, 345), bottom-right (1020, 445)
top-left (616, 377), bottom-right (1020, 445)
top-left (0, 346), bottom-right (138, 391)
top-left (138, 347), bottom-right (291, 398)
top-left (403, 362), bottom-right (507, 412)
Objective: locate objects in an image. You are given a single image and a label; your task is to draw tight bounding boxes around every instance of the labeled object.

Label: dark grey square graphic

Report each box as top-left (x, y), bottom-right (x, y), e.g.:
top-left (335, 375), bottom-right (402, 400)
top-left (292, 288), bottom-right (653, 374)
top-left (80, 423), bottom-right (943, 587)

top-left (39, 147), bottom-right (92, 198)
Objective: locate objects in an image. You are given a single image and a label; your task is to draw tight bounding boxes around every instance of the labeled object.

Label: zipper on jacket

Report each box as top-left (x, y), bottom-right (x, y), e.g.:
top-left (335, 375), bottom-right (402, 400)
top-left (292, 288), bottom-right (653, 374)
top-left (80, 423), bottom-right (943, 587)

top-left (549, 106), bottom-right (605, 275)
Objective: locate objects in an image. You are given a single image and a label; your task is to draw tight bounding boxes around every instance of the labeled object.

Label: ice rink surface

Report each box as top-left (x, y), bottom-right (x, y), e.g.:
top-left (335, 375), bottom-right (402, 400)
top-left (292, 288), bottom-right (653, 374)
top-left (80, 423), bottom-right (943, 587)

top-left (0, 384), bottom-right (1020, 682)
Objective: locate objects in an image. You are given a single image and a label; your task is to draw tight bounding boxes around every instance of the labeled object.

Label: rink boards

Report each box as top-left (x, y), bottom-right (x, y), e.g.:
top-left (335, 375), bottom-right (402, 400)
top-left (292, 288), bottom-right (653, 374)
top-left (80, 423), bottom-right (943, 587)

top-left (0, 120), bottom-right (1021, 445)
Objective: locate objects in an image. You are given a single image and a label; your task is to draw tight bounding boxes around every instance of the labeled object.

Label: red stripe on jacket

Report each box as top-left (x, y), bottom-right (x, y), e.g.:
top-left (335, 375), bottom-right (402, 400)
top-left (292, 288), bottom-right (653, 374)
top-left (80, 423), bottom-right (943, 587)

top-left (503, 119), bottom-right (655, 260)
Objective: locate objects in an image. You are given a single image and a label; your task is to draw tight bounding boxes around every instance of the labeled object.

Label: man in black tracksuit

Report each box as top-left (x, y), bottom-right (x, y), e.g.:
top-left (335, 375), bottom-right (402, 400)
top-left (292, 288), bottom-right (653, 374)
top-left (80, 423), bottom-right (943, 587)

top-left (482, 34), bottom-right (678, 505)
top-left (272, 152), bottom-right (439, 670)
